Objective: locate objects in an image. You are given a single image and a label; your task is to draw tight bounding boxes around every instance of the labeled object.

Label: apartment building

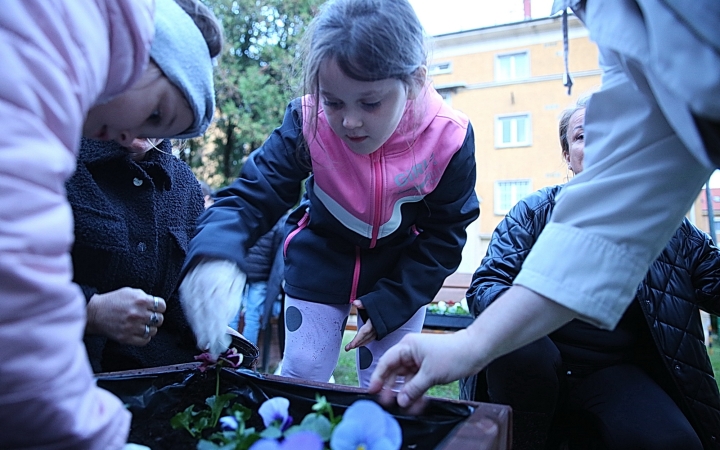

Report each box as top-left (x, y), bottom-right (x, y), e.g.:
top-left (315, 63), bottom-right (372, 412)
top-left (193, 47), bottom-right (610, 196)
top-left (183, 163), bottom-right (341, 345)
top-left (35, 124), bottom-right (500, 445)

top-left (427, 14), bottom-right (602, 272)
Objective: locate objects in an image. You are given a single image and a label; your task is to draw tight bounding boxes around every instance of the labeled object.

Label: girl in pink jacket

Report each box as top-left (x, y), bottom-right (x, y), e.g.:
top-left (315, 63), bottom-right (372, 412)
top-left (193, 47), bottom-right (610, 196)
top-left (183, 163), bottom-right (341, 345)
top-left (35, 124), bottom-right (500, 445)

top-left (0, 0), bottom-right (216, 447)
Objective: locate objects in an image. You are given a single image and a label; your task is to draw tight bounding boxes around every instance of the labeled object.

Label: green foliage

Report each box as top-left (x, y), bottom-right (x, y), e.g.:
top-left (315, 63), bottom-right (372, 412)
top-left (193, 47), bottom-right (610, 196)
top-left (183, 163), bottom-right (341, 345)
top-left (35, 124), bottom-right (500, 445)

top-left (170, 393), bottom-right (241, 439)
top-left (188, 0), bottom-right (322, 188)
top-left (172, 393), bottom-right (340, 450)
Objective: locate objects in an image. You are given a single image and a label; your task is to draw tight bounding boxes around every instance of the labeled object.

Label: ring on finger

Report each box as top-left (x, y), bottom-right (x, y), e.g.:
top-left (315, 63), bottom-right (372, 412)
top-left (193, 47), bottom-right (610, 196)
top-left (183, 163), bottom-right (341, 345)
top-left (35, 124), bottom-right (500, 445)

top-left (143, 324), bottom-right (150, 339)
top-left (149, 311), bottom-right (159, 326)
top-left (153, 296), bottom-right (159, 312)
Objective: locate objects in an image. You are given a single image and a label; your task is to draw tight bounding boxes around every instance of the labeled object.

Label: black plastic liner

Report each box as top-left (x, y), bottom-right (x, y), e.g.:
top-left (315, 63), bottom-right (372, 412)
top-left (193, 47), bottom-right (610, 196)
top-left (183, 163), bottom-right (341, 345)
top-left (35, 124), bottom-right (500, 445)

top-left (97, 366), bottom-right (473, 450)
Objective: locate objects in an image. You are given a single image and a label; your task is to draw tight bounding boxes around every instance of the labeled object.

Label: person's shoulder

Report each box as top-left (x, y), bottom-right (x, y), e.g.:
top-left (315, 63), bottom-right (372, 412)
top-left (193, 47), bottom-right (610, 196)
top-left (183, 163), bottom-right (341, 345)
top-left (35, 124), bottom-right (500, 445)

top-left (674, 217), bottom-right (715, 248)
top-left (519, 185), bottom-right (562, 212)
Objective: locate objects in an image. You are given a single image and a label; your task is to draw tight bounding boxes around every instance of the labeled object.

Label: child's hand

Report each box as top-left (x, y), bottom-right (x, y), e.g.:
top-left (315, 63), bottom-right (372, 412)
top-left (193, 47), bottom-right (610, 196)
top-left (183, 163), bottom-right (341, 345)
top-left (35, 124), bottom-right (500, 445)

top-left (345, 300), bottom-right (377, 350)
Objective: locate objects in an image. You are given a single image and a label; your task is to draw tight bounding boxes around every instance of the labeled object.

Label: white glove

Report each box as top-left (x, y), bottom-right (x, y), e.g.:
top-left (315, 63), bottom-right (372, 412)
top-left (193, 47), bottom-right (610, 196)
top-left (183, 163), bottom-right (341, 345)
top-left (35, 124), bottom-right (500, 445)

top-left (179, 258), bottom-right (246, 358)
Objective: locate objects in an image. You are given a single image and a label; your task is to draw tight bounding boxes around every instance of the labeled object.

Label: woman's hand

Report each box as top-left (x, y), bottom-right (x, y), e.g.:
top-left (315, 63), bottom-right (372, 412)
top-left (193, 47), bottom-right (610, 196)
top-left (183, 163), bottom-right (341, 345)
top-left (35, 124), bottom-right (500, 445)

top-left (86, 287), bottom-right (166, 346)
top-left (345, 300), bottom-right (377, 351)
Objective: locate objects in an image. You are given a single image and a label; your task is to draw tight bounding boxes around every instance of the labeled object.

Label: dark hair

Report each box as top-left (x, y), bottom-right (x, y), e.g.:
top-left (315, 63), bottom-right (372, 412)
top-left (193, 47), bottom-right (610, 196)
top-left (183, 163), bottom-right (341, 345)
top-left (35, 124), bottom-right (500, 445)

top-left (174, 0), bottom-right (224, 59)
top-left (559, 96), bottom-right (589, 157)
top-left (300, 0), bottom-right (427, 125)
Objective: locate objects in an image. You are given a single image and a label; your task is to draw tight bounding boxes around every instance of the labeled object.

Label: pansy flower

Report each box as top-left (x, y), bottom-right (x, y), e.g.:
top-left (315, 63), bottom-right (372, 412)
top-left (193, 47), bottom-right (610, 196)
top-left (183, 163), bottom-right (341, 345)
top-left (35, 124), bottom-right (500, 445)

top-left (259, 397), bottom-right (293, 431)
top-left (219, 416), bottom-right (238, 431)
top-left (194, 347), bottom-right (243, 372)
top-left (330, 400), bottom-right (401, 450)
top-left (249, 431), bottom-right (324, 450)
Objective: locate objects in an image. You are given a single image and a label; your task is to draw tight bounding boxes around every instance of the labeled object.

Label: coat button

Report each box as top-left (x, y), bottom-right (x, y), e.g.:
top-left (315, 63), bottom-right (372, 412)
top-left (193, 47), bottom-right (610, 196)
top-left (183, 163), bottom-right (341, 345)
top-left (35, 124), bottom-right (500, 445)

top-left (133, 177), bottom-right (143, 186)
top-left (137, 242), bottom-right (146, 252)
top-left (674, 364), bottom-right (680, 371)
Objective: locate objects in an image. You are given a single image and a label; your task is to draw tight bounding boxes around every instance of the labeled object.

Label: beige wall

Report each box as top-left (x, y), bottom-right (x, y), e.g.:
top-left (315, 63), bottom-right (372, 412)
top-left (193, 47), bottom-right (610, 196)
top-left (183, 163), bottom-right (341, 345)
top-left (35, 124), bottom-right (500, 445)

top-left (426, 15), bottom-right (602, 272)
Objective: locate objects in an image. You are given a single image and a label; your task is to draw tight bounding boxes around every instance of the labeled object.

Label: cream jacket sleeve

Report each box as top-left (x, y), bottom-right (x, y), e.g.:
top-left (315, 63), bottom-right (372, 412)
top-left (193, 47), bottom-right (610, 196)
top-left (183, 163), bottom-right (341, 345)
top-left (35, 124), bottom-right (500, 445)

top-left (515, 47), bottom-right (714, 329)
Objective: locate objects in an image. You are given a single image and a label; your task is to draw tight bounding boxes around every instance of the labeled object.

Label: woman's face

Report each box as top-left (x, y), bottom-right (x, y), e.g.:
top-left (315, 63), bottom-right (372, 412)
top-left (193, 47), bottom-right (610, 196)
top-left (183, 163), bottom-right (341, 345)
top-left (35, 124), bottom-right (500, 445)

top-left (565, 108), bottom-right (585, 174)
top-left (83, 62), bottom-right (193, 146)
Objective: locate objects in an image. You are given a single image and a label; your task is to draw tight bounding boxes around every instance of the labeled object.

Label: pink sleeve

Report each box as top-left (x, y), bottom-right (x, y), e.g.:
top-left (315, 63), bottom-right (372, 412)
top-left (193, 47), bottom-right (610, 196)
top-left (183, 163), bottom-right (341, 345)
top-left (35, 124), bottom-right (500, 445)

top-left (0, 0), bottom-right (153, 447)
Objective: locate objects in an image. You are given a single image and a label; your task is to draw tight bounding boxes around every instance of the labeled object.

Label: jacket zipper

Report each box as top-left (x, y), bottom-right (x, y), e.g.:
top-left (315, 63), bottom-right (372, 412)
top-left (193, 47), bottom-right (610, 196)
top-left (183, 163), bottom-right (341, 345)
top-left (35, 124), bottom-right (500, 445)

top-left (352, 151), bottom-right (382, 303)
top-left (370, 150), bottom-right (382, 248)
top-left (350, 246), bottom-right (361, 303)
top-left (283, 211), bottom-right (309, 258)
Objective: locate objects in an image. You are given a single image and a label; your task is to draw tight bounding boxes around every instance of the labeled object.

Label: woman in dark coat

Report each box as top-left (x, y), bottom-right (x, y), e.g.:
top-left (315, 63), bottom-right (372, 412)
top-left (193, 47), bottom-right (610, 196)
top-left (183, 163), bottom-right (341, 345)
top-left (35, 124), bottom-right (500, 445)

top-left (66, 137), bottom-right (205, 372)
top-left (462, 101), bottom-right (720, 449)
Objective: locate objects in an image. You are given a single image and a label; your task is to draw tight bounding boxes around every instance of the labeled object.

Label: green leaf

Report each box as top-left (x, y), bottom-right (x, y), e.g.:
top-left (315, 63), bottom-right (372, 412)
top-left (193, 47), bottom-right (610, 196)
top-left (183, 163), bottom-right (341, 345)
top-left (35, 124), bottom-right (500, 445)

top-left (206, 393), bottom-right (238, 427)
top-left (294, 413), bottom-right (333, 441)
top-left (197, 440), bottom-right (223, 450)
top-left (259, 426), bottom-right (283, 439)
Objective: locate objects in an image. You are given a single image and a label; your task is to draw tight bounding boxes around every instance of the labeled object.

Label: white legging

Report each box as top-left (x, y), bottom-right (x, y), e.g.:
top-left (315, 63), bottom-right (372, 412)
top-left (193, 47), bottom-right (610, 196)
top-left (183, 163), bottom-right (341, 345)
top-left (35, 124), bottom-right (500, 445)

top-left (280, 295), bottom-right (427, 388)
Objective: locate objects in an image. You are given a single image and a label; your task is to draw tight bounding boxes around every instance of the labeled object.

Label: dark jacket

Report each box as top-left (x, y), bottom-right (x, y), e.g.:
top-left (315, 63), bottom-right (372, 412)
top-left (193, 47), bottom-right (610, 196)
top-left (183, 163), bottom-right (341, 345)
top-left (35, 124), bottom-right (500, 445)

top-left (244, 215), bottom-right (285, 283)
top-left (185, 89), bottom-right (479, 339)
top-left (67, 138), bottom-right (204, 372)
top-left (466, 185), bottom-right (720, 448)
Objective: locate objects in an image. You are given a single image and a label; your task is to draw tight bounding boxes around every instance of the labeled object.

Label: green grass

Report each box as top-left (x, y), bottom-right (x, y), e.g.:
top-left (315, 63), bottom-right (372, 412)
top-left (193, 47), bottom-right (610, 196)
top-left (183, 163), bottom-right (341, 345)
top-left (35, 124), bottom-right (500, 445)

top-left (333, 331), bottom-right (460, 399)
top-left (710, 340), bottom-right (720, 385)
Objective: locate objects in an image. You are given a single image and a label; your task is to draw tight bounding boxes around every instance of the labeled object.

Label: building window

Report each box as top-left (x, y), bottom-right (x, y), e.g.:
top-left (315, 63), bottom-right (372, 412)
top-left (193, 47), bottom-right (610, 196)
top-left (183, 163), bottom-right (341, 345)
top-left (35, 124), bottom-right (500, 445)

top-left (494, 180), bottom-right (532, 215)
top-left (495, 114), bottom-right (531, 147)
top-left (428, 62), bottom-right (452, 76)
top-left (495, 51), bottom-right (529, 81)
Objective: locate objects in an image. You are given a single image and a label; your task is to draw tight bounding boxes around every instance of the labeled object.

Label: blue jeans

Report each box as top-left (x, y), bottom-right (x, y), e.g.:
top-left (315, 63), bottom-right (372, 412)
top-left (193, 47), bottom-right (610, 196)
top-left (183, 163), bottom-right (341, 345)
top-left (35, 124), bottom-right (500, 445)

top-left (229, 281), bottom-right (267, 345)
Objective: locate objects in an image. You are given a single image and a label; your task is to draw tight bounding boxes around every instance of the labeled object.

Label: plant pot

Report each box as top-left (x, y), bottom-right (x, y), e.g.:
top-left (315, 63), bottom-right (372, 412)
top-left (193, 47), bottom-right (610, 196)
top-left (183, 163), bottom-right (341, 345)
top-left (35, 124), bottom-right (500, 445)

top-left (97, 364), bottom-right (511, 449)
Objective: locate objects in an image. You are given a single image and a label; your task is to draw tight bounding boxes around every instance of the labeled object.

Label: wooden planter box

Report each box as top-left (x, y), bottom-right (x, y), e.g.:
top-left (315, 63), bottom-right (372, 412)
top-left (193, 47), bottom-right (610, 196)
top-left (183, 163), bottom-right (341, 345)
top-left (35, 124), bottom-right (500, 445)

top-left (97, 363), bottom-right (511, 449)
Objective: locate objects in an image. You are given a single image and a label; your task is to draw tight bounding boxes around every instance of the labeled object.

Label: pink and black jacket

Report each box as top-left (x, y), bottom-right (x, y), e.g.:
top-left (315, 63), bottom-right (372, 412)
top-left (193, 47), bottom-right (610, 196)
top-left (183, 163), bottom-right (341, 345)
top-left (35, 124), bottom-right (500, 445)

top-left (185, 85), bottom-right (479, 339)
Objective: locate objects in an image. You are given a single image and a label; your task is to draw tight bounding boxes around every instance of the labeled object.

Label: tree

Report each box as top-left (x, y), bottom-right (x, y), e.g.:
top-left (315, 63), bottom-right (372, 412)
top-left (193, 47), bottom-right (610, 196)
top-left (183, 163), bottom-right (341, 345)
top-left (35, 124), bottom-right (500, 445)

top-left (186, 0), bottom-right (321, 188)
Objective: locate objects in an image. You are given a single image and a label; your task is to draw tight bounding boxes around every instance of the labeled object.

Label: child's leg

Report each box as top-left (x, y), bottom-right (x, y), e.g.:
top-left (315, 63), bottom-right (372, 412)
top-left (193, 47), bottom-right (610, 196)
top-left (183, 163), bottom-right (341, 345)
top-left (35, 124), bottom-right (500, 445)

top-left (280, 296), bottom-right (351, 382)
top-left (355, 306), bottom-right (427, 388)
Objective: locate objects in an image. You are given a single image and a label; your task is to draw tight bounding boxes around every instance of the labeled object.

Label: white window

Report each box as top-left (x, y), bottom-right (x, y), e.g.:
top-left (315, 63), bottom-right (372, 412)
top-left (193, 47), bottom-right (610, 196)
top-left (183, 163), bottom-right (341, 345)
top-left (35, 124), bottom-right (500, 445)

top-left (428, 62), bottom-right (452, 76)
top-left (495, 114), bottom-right (531, 147)
top-left (495, 51), bottom-right (529, 81)
top-left (494, 180), bottom-right (532, 215)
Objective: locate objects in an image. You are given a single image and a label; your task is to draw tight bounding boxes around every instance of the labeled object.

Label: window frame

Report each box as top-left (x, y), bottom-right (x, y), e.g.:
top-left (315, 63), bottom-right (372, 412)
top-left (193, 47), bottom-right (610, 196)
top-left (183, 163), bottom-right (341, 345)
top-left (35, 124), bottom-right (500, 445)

top-left (495, 113), bottom-right (532, 148)
top-left (428, 61), bottom-right (453, 76)
top-left (494, 50), bottom-right (530, 81)
top-left (494, 179), bottom-right (532, 215)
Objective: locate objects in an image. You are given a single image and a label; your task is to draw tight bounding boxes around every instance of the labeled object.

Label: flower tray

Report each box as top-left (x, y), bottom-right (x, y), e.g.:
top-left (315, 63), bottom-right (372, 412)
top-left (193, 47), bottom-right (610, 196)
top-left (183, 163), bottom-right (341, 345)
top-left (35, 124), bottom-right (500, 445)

top-left (423, 313), bottom-right (475, 331)
top-left (97, 363), bottom-right (511, 449)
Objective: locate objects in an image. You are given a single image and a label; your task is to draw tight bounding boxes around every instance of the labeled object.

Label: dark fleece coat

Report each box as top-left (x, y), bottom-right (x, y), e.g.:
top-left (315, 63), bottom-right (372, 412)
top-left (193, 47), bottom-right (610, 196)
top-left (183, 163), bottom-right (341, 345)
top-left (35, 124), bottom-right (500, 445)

top-left (66, 138), bottom-right (204, 372)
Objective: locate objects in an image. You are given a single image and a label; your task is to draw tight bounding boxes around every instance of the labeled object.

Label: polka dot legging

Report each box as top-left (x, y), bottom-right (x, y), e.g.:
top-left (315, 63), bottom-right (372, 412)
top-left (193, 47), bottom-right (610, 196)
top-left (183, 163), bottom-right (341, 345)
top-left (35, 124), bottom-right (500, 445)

top-left (280, 295), bottom-right (427, 388)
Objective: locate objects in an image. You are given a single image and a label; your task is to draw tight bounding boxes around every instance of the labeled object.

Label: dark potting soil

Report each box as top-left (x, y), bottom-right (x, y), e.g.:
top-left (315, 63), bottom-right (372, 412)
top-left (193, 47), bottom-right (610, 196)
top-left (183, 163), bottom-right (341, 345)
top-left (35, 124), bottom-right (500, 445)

top-left (120, 370), bottom-right (266, 449)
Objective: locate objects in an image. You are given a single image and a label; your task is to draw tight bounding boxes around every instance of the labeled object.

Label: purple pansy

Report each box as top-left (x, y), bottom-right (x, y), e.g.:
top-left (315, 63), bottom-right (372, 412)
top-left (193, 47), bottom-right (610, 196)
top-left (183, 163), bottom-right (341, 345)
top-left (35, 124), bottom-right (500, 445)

top-left (218, 347), bottom-right (243, 368)
top-left (330, 400), bottom-right (401, 450)
top-left (249, 431), bottom-right (324, 450)
top-left (219, 416), bottom-right (238, 431)
top-left (194, 347), bottom-right (243, 372)
top-left (258, 397), bottom-right (293, 431)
